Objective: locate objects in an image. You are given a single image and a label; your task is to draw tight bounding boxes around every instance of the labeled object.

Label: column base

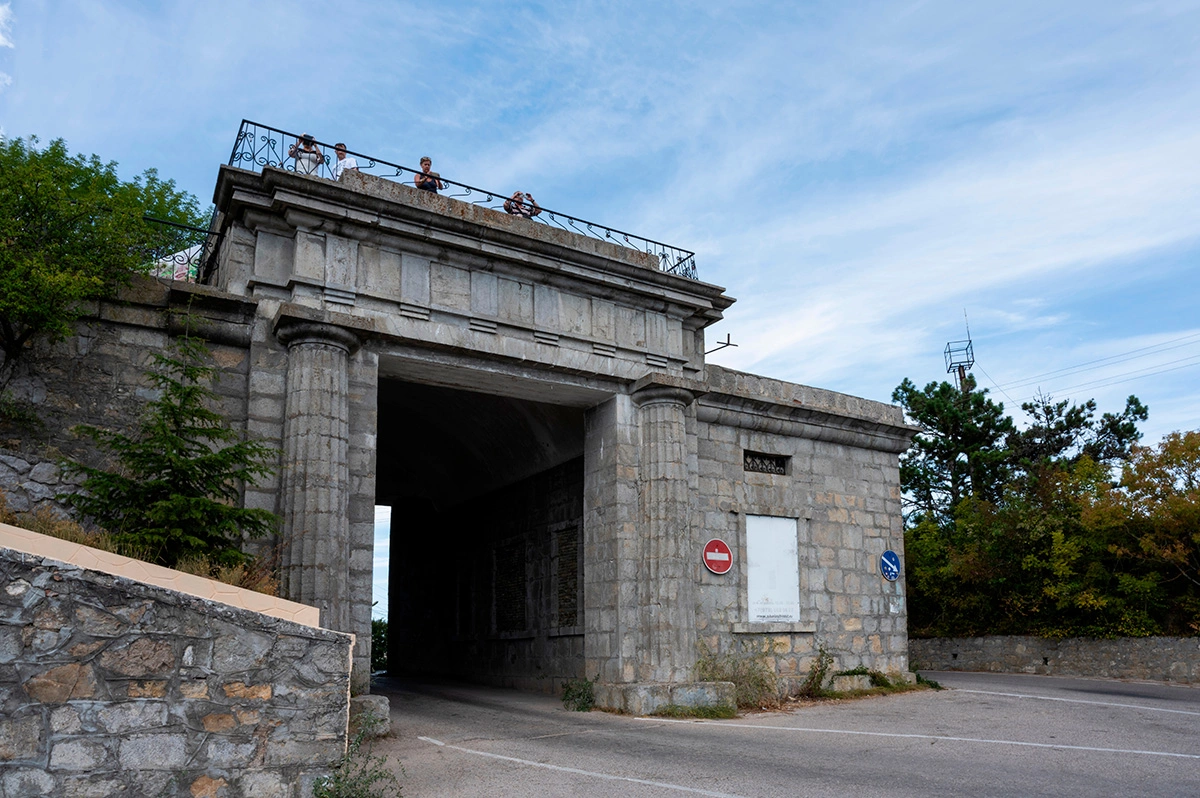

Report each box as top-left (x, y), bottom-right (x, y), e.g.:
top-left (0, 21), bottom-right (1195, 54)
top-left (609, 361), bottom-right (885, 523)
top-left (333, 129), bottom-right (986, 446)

top-left (593, 681), bottom-right (736, 716)
top-left (349, 695), bottom-right (391, 738)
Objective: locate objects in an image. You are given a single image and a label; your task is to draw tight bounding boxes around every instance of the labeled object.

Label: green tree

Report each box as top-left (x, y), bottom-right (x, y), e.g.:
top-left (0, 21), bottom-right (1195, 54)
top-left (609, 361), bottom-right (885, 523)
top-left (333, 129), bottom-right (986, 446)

top-left (892, 375), bottom-right (1015, 527)
top-left (63, 333), bottom-right (277, 567)
top-left (896, 373), bottom-right (1169, 638)
top-left (0, 136), bottom-right (204, 385)
top-left (1007, 392), bottom-right (1148, 474)
top-left (1093, 431), bottom-right (1200, 634)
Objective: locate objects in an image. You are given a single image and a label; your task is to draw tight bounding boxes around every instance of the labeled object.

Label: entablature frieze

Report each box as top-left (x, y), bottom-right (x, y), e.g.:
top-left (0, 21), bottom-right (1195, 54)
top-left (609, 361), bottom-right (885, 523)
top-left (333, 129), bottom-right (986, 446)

top-left (214, 165), bottom-right (732, 328)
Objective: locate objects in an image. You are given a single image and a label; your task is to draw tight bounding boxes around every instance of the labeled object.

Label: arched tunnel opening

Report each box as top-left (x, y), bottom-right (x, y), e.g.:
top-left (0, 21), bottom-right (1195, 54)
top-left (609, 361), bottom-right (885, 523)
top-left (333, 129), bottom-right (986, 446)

top-left (375, 377), bottom-right (587, 691)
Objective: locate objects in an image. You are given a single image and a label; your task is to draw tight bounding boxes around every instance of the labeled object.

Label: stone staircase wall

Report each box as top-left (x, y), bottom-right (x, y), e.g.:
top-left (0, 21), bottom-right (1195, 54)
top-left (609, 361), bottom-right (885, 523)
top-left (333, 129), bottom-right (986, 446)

top-left (0, 543), bottom-right (353, 797)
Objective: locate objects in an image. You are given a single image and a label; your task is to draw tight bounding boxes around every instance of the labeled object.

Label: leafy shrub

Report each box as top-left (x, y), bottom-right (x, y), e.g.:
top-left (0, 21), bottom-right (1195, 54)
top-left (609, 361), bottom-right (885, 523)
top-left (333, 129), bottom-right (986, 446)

top-left (313, 711), bottom-right (401, 798)
top-left (695, 641), bottom-right (780, 709)
top-left (832, 666), bottom-right (892, 688)
top-left (916, 673), bottom-right (943, 690)
top-left (371, 619), bottom-right (388, 673)
top-left (561, 677), bottom-right (595, 712)
top-left (797, 645), bottom-right (834, 698)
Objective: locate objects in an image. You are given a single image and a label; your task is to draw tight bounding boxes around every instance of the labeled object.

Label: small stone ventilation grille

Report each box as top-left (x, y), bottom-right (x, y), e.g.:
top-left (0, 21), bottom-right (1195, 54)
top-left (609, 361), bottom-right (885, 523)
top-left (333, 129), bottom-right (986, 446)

top-left (744, 450), bottom-right (789, 475)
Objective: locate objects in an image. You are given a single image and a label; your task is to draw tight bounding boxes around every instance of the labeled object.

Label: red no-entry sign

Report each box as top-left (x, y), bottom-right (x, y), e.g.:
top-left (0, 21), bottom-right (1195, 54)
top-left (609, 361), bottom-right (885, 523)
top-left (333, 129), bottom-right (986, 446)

top-left (703, 538), bottom-right (733, 575)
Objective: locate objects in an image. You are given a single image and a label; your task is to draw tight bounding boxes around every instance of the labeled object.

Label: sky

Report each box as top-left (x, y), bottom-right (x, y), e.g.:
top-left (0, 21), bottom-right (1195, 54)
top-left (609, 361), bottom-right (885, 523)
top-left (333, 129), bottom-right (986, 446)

top-left (2, 1), bottom-right (1197, 444)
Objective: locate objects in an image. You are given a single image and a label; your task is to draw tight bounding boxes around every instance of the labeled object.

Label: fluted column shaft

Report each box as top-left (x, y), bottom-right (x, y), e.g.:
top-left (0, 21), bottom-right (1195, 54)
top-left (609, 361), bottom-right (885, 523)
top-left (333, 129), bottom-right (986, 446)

top-left (278, 322), bottom-right (361, 633)
top-left (632, 385), bottom-right (697, 683)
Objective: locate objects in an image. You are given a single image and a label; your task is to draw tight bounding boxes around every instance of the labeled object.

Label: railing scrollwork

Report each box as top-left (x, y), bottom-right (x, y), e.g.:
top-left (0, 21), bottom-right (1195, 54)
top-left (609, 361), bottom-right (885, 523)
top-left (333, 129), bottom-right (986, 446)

top-left (226, 119), bottom-right (698, 280)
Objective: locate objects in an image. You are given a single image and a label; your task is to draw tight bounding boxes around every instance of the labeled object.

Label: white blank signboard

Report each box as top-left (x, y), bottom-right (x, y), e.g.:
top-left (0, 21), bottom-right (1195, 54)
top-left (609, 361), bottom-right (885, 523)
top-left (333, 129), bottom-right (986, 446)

top-left (746, 515), bottom-right (800, 623)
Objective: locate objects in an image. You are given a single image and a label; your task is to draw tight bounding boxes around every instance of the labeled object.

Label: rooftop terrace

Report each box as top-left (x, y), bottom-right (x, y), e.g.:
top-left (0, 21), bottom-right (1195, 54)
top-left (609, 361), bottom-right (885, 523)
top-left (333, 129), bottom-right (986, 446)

top-left (226, 120), bottom-right (697, 279)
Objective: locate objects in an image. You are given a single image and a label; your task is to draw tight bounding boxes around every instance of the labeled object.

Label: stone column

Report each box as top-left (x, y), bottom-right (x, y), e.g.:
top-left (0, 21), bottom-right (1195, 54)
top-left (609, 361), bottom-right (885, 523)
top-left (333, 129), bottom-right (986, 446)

top-left (632, 384), bottom-right (697, 683)
top-left (277, 321), bottom-right (362, 634)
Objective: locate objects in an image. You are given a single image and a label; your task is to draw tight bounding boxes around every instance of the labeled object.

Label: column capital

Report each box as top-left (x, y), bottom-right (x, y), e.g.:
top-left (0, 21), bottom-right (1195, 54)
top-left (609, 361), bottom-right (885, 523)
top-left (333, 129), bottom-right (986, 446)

top-left (630, 374), bottom-right (704, 409)
top-left (275, 319), bottom-right (363, 354)
top-left (631, 384), bottom-right (694, 408)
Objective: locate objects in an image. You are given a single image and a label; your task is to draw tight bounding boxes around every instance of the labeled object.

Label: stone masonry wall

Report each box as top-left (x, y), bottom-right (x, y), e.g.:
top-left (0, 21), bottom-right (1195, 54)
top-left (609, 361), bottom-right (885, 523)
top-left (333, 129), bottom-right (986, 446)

top-left (0, 547), bottom-right (352, 798)
top-left (0, 448), bottom-right (80, 519)
top-left (693, 420), bottom-right (910, 685)
top-left (910, 636), bottom-right (1200, 684)
top-left (0, 279), bottom-right (255, 522)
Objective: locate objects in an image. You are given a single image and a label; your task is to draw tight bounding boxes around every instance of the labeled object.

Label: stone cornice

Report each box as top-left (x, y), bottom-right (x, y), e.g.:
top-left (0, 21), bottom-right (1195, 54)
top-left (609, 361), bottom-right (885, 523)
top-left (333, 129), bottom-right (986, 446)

top-left (214, 166), bottom-right (734, 328)
top-left (696, 365), bottom-right (917, 452)
top-left (695, 392), bottom-right (916, 453)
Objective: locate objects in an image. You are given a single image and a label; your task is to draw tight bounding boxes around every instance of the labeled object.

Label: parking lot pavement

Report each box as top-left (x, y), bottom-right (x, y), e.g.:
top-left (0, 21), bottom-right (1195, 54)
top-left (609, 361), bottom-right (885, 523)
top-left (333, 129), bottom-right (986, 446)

top-left (372, 673), bottom-right (1200, 798)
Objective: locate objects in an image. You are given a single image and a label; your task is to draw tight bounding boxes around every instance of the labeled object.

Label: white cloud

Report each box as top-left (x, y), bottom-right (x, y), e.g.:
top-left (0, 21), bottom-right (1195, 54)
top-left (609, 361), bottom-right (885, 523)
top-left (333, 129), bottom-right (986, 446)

top-left (0, 4), bottom-right (13, 49)
top-left (2, 0), bottom-right (1196, 447)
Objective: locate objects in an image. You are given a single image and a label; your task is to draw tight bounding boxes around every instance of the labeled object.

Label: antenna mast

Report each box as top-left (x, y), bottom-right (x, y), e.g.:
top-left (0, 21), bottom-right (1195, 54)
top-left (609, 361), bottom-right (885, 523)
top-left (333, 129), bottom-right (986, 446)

top-left (944, 310), bottom-right (975, 393)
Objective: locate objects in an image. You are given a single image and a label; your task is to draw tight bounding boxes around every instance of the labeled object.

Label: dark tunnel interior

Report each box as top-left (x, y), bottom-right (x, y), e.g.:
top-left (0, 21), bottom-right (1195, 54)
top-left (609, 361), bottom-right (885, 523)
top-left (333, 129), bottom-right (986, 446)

top-left (376, 378), bottom-right (588, 689)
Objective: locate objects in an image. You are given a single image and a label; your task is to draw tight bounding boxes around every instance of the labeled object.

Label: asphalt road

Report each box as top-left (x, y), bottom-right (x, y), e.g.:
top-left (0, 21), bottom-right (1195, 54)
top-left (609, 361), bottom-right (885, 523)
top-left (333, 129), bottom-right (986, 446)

top-left (373, 671), bottom-right (1200, 797)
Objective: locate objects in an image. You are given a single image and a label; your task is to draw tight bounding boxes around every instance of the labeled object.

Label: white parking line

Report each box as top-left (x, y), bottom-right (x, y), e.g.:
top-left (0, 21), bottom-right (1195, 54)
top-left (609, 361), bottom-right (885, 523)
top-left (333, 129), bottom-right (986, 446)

top-left (634, 719), bottom-right (1200, 760)
top-left (417, 736), bottom-right (750, 797)
top-left (950, 688), bottom-right (1200, 717)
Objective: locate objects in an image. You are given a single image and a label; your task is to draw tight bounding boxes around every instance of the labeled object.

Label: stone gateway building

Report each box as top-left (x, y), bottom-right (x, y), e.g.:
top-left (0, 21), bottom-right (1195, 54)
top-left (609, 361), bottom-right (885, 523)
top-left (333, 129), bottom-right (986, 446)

top-left (6, 154), bottom-right (917, 711)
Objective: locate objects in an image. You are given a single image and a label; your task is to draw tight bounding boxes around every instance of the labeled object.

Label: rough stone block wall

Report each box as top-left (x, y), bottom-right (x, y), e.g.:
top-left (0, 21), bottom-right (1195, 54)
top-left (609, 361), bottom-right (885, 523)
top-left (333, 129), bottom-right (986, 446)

top-left (0, 279), bottom-right (255, 522)
top-left (693, 422), bottom-right (909, 682)
top-left (0, 448), bottom-right (81, 519)
top-left (910, 636), bottom-right (1200, 683)
top-left (0, 547), bottom-right (352, 797)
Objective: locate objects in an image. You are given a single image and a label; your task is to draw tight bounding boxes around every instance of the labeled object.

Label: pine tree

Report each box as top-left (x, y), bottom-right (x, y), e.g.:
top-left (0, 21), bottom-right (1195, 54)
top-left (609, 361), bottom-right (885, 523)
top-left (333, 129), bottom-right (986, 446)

top-left (892, 375), bottom-right (1015, 527)
top-left (63, 333), bottom-right (277, 566)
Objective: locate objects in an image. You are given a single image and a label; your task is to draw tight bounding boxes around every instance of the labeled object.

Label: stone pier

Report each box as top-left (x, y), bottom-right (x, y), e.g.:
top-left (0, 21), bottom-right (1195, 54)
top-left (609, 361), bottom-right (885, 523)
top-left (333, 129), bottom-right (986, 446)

top-left (633, 382), bottom-right (698, 683)
top-left (277, 320), bottom-right (361, 636)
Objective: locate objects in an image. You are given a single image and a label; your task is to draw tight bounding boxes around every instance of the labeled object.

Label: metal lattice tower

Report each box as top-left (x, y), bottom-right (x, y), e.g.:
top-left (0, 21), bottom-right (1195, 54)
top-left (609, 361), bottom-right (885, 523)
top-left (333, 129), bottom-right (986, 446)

top-left (945, 311), bottom-right (974, 392)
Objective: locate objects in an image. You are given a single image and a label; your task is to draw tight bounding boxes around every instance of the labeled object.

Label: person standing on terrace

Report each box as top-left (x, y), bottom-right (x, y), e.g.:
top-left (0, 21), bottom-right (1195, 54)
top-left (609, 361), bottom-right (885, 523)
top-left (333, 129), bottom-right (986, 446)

top-left (414, 157), bottom-right (445, 193)
top-left (288, 133), bottom-right (323, 176)
top-left (332, 143), bottom-right (358, 180)
top-left (504, 191), bottom-right (541, 218)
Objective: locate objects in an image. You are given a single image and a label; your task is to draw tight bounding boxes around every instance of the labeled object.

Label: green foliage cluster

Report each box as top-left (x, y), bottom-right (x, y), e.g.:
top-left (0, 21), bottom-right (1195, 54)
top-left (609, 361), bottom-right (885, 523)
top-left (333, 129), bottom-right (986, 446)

top-left (313, 711), bottom-right (401, 798)
top-left (896, 376), bottom-right (1198, 638)
top-left (371, 619), bottom-right (389, 673)
top-left (695, 641), bottom-right (780, 708)
top-left (0, 489), bottom-right (278, 596)
top-left (650, 703), bottom-right (737, 719)
top-left (561, 676), bottom-right (595, 712)
top-left (833, 666), bottom-right (892, 688)
top-left (0, 136), bottom-right (205, 385)
top-left (62, 333), bottom-right (278, 568)
top-left (796, 645), bottom-right (834, 698)
top-left (915, 673), bottom-right (943, 690)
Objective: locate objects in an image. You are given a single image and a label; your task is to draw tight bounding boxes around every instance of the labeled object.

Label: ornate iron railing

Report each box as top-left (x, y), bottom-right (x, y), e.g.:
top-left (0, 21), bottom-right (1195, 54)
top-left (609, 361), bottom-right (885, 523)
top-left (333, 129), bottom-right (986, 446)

top-left (142, 216), bottom-right (222, 284)
top-left (227, 119), bottom-right (698, 280)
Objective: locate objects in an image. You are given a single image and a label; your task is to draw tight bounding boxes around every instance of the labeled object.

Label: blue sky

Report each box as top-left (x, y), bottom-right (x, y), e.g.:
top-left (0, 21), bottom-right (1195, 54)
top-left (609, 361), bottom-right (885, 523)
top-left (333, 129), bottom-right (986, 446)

top-left (2, 1), bottom-right (1197, 441)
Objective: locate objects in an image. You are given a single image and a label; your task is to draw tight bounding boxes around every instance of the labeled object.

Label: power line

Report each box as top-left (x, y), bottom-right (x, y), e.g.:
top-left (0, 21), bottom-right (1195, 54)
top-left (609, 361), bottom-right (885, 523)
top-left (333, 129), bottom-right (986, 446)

top-left (975, 363), bottom-right (1019, 407)
top-left (1019, 354), bottom-right (1200, 403)
top-left (996, 331), bottom-right (1200, 391)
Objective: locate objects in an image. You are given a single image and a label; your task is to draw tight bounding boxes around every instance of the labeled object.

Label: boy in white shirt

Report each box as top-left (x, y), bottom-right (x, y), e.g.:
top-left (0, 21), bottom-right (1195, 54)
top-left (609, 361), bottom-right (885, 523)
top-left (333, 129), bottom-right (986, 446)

top-left (333, 143), bottom-right (358, 180)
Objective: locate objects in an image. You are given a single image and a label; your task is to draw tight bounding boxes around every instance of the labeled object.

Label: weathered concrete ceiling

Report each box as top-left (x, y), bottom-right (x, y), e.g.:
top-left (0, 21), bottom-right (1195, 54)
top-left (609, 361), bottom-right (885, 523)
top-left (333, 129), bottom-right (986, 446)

top-left (375, 378), bottom-right (585, 509)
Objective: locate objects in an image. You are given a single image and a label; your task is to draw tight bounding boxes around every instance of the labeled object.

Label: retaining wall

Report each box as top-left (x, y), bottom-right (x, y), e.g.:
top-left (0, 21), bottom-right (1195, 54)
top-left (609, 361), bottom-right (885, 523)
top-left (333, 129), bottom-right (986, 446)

top-left (910, 636), bottom-right (1200, 684)
top-left (0, 537), bottom-right (352, 797)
